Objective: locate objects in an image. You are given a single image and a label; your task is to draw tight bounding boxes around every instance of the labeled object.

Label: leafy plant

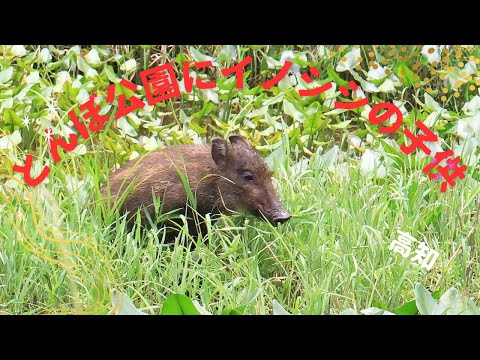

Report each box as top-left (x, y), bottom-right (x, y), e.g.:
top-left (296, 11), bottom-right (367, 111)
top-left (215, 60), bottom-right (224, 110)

top-left (111, 290), bottom-right (295, 315)
top-left (340, 283), bottom-right (480, 315)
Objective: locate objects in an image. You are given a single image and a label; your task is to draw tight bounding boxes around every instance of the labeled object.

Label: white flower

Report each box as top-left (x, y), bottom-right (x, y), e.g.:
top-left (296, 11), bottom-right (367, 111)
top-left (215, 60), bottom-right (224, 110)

top-left (350, 70), bottom-right (379, 93)
top-left (46, 101), bottom-right (59, 118)
top-left (416, 141), bottom-right (444, 161)
top-left (120, 59), bottom-right (137, 72)
top-left (39, 48), bottom-right (52, 63)
top-left (393, 100), bottom-right (409, 119)
top-left (352, 86), bottom-right (366, 102)
top-left (324, 82), bottom-right (338, 109)
top-left (361, 104), bottom-right (372, 121)
top-left (367, 62), bottom-right (387, 80)
top-left (129, 151), bottom-right (140, 161)
top-left (456, 113), bottom-right (480, 140)
top-left (65, 174), bottom-right (93, 207)
top-left (139, 136), bottom-right (159, 151)
top-left (0, 130), bottom-right (22, 151)
top-left (378, 79), bottom-right (396, 93)
top-left (454, 138), bottom-right (478, 167)
top-left (22, 115), bottom-right (30, 128)
top-left (360, 149), bottom-right (386, 178)
top-left (336, 48), bottom-right (361, 72)
top-left (445, 61), bottom-right (476, 90)
top-left (85, 49), bottom-right (101, 65)
top-left (11, 45), bottom-right (27, 57)
top-left (53, 71), bottom-right (72, 93)
top-left (423, 93), bottom-right (450, 119)
top-left (117, 117), bottom-right (137, 137)
top-left (26, 71), bottom-right (40, 84)
top-left (202, 88), bottom-right (219, 104)
top-left (421, 45), bottom-right (440, 64)
top-left (316, 45), bottom-right (331, 60)
top-left (462, 95), bottom-right (480, 116)
top-left (280, 50), bottom-right (305, 74)
top-left (76, 89), bottom-right (90, 104)
top-left (43, 128), bottom-right (53, 143)
top-left (348, 135), bottom-right (363, 149)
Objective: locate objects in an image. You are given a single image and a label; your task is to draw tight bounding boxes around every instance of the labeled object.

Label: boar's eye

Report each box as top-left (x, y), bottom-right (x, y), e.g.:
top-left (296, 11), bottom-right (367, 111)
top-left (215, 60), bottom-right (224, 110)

top-left (242, 171), bottom-right (254, 183)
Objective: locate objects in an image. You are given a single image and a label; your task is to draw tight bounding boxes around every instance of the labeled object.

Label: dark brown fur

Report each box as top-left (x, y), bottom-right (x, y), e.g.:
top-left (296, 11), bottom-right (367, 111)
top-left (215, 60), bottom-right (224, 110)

top-left (100, 135), bottom-right (291, 239)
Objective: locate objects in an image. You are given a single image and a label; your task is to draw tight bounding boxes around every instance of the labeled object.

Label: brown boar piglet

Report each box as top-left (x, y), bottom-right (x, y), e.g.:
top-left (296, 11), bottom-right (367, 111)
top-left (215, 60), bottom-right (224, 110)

top-left (101, 135), bottom-right (291, 240)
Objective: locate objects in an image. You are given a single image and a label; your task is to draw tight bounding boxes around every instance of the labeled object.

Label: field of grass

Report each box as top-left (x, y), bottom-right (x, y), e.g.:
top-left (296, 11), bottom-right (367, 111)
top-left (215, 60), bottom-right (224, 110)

top-left (0, 45), bottom-right (479, 315)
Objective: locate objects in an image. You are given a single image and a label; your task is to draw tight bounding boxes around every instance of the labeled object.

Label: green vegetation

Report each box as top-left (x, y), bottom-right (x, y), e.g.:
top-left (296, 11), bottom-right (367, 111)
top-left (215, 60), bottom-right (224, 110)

top-left (0, 45), bottom-right (479, 315)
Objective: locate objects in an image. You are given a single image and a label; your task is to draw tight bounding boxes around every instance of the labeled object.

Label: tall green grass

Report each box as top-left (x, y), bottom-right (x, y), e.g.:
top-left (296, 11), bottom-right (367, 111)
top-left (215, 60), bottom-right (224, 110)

top-left (1, 136), bottom-right (478, 314)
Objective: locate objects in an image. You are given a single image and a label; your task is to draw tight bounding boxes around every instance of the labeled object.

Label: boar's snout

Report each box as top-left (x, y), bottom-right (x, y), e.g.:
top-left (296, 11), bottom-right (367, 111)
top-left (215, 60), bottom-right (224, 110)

top-left (255, 179), bottom-right (291, 225)
top-left (258, 203), bottom-right (292, 225)
top-left (271, 208), bottom-right (292, 224)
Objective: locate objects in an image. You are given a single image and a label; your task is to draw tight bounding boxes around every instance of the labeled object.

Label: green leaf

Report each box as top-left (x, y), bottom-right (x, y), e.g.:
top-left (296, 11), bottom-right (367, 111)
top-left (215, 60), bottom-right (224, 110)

top-left (431, 289), bottom-right (442, 300)
top-left (64, 80), bottom-right (79, 102)
top-left (57, 93), bottom-right (75, 112)
top-left (47, 59), bottom-right (65, 71)
top-left (393, 300), bottom-right (418, 315)
top-left (414, 283), bottom-right (437, 315)
top-left (304, 111), bottom-right (327, 134)
top-left (272, 300), bottom-right (291, 315)
top-left (117, 83), bottom-right (138, 104)
top-left (193, 101), bottom-right (216, 119)
top-left (77, 56), bottom-right (98, 78)
top-left (329, 120), bottom-right (351, 129)
top-left (283, 99), bottom-right (306, 123)
top-left (0, 67), bottom-right (13, 84)
top-left (314, 145), bottom-right (339, 171)
top-left (395, 62), bottom-right (415, 86)
top-left (360, 307), bottom-right (395, 315)
top-left (4, 109), bottom-right (23, 128)
top-left (161, 294), bottom-right (201, 315)
top-left (293, 56), bottom-right (310, 68)
top-left (175, 52), bottom-right (188, 68)
top-left (117, 117), bottom-right (137, 137)
top-left (263, 92), bottom-right (284, 106)
top-left (239, 287), bottom-right (262, 308)
top-left (327, 67), bottom-right (348, 87)
top-left (192, 300), bottom-right (213, 315)
top-left (288, 127), bottom-right (301, 147)
top-left (189, 46), bottom-right (217, 65)
top-left (217, 45), bottom-right (236, 66)
top-left (105, 65), bottom-right (120, 83)
top-left (369, 77), bottom-right (387, 87)
top-left (111, 289), bottom-right (147, 315)
top-left (92, 45), bottom-right (110, 56)
top-left (222, 305), bottom-right (247, 315)
top-left (189, 121), bottom-right (208, 136)
top-left (339, 308), bottom-right (358, 315)
top-left (435, 288), bottom-right (480, 315)
top-left (0, 130), bottom-right (22, 150)
top-left (372, 300), bottom-right (388, 310)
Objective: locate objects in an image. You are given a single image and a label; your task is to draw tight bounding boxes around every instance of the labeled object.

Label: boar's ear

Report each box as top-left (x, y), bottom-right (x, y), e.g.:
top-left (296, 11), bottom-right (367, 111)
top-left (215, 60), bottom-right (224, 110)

top-left (229, 135), bottom-right (250, 148)
top-left (212, 138), bottom-right (228, 167)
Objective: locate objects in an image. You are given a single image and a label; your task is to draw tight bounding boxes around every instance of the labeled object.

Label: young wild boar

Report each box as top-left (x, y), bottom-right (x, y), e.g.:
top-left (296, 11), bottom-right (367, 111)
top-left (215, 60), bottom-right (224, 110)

top-left (100, 135), bottom-right (291, 239)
